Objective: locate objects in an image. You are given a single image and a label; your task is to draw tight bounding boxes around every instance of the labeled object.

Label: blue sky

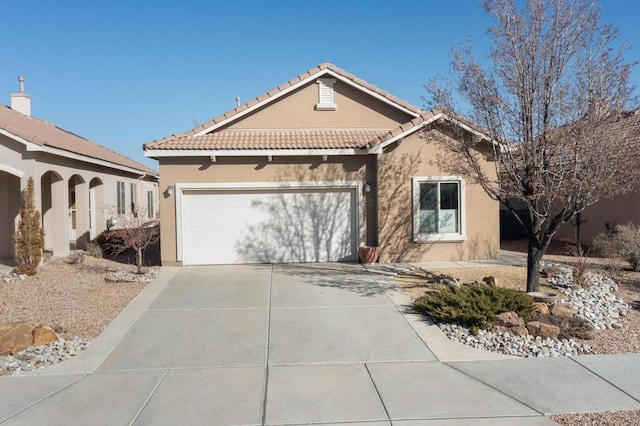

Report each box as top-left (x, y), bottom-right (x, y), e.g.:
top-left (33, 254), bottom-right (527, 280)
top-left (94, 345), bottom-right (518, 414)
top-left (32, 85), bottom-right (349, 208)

top-left (1, 1), bottom-right (638, 170)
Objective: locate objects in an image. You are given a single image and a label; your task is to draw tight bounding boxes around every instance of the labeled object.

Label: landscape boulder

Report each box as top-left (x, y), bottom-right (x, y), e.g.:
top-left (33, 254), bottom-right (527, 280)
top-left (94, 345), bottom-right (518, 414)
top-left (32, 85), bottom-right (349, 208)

top-left (482, 276), bottom-right (497, 287)
top-left (550, 303), bottom-right (578, 317)
top-left (495, 311), bottom-right (525, 327)
top-left (532, 302), bottom-right (550, 315)
top-left (526, 321), bottom-right (561, 338)
top-left (0, 322), bottom-right (33, 355)
top-left (32, 325), bottom-right (59, 346)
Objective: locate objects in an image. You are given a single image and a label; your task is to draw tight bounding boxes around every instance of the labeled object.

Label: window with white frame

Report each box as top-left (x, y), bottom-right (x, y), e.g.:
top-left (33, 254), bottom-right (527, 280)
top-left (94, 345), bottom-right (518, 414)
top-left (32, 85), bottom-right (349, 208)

top-left (117, 181), bottom-right (126, 214)
top-left (315, 78), bottom-right (336, 110)
top-left (147, 190), bottom-right (154, 219)
top-left (130, 182), bottom-right (137, 215)
top-left (413, 176), bottom-right (465, 242)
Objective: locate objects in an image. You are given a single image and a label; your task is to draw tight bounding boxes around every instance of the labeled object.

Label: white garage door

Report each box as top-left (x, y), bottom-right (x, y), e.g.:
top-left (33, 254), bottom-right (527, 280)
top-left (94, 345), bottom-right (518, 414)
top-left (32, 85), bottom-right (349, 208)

top-left (181, 187), bottom-right (358, 265)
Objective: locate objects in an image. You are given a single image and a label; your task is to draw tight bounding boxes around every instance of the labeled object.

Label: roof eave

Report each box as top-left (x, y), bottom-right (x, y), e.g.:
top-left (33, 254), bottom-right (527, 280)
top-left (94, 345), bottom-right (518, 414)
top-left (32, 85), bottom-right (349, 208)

top-left (145, 148), bottom-right (369, 158)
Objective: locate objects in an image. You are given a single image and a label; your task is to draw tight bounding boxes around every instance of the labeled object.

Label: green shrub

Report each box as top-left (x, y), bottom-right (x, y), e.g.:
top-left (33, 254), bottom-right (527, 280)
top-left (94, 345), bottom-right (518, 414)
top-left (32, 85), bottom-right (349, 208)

top-left (592, 223), bottom-right (640, 271)
top-left (414, 284), bottom-right (535, 331)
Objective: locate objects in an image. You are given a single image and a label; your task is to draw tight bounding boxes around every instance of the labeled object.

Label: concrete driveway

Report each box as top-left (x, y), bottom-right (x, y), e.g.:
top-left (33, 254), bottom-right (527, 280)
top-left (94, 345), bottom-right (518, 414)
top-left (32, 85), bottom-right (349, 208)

top-left (1, 263), bottom-right (638, 425)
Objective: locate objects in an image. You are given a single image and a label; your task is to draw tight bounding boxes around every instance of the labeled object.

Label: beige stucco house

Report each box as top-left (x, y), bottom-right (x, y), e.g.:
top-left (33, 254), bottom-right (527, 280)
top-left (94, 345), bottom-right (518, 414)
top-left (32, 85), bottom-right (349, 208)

top-left (0, 77), bottom-right (158, 261)
top-left (144, 63), bottom-right (499, 266)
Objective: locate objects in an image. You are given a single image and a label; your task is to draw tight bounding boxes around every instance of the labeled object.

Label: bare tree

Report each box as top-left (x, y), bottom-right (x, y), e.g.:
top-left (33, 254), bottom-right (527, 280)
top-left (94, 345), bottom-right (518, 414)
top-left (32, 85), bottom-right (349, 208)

top-left (102, 207), bottom-right (159, 274)
top-left (425, 0), bottom-right (638, 292)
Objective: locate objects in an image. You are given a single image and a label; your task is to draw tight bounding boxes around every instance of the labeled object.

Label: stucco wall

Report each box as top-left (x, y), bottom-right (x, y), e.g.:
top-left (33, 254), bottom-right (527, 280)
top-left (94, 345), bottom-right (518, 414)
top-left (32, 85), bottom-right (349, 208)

top-left (555, 192), bottom-right (640, 245)
top-left (376, 131), bottom-right (500, 262)
top-left (158, 155), bottom-right (373, 265)
top-left (227, 80), bottom-right (412, 130)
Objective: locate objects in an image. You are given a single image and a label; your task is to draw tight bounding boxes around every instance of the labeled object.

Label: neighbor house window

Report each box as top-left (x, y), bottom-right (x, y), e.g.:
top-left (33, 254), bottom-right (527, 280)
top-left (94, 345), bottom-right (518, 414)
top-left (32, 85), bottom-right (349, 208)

top-left (413, 177), bottom-right (465, 242)
top-left (117, 181), bottom-right (126, 214)
top-left (315, 78), bottom-right (336, 110)
top-left (147, 190), bottom-right (154, 219)
top-left (130, 183), bottom-right (137, 215)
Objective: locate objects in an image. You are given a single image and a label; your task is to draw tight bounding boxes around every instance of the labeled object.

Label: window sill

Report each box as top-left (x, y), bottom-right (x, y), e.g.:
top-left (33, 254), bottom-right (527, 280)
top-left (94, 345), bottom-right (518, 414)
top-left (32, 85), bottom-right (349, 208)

top-left (315, 103), bottom-right (337, 111)
top-left (414, 234), bottom-right (466, 243)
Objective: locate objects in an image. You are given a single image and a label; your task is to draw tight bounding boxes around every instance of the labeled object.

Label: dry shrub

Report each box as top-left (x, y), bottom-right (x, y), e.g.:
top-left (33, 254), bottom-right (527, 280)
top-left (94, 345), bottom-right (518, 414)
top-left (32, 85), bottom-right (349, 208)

top-left (567, 244), bottom-right (591, 287)
top-left (529, 312), bottom-right (595, 340)
top-left (13, 177), bottom-right (45, 276)
top-left (593, 223), bottom-right (640, 271)
top-left (85, 242), bottom-right (103, 258)
top-left (67, 251), bottom-right (85, 265)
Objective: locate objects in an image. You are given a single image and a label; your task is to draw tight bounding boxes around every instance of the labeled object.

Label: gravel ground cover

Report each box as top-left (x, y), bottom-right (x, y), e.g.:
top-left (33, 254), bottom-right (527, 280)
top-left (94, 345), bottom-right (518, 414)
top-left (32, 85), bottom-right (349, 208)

top-left (397, 240), bottom-right (640, 425)
top-left (0, 256), bottom-right (152, 375)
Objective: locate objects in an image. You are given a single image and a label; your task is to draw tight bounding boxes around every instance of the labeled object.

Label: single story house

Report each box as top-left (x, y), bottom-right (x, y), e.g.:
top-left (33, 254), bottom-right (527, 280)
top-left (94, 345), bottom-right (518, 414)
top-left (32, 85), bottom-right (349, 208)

top-left (0, 77), bottom-right (158, 261)
top-left (144, 63), bottom-right (499, 266)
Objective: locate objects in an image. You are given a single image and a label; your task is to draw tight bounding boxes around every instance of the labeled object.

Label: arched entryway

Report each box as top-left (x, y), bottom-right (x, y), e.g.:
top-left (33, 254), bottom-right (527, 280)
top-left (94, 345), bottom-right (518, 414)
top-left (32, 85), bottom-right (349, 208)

top-left (68, 174), bottom-right (89, 249)
top-left (0, 167), bottom-right (22, 261)
top-left (89, 177), bottom-right (104, 240)
top-left (41, 171), bottom-right (67, 257)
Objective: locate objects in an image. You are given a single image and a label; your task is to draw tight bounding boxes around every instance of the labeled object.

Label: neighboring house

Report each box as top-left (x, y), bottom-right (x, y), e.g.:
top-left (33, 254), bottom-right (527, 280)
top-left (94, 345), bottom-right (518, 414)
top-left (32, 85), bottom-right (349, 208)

top-left (554, 110), bottom-right (640, 246)
top-left (144, 63), bottom-right (499, 266)
top-left (0, 77), bottom-right (159, 261)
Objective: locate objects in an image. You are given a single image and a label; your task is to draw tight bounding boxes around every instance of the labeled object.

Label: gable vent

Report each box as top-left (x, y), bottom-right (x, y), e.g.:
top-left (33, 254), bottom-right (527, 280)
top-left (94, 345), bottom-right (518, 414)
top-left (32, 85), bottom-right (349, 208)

top-left (315, 78), bottom-right (337, 111)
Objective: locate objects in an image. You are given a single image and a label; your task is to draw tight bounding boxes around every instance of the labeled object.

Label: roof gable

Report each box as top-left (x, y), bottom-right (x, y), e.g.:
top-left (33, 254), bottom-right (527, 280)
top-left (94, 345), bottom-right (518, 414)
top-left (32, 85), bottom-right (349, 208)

top-left (145, 62), bottom-right (422, 152)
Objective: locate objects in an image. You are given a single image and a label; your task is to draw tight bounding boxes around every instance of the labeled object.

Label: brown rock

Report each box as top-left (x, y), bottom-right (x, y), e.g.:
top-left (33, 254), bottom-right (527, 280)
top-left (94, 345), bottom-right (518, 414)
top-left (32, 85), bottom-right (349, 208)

top-left (526, 321), bottom-right (561, 338)
top-left (482, 276), bottom-right (497, 287)
top-left (32, 325), bottom-right (59, 346)
top-left (0, 322), bottom-right (33, 355)
top-left (509, 324), bottom-right (530, 336)
top-left (495, 311), bottom-right (525, 327)
top-left (550, 303), bottom-right (578, 317)
top-left (533, 302), bottom-right (550, 315)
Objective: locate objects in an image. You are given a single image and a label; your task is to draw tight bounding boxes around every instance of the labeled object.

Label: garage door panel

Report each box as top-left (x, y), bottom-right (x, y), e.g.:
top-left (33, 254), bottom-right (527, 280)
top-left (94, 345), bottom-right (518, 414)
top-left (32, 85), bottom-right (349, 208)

top-left (181, 188), bottom-right (357, 265)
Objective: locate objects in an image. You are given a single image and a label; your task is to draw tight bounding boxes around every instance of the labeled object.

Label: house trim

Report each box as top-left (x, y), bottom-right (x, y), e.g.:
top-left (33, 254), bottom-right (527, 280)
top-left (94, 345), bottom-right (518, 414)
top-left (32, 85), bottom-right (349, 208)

top-left (0, 163), bottom-right (25, 178)
top-left (174, 180), bottom-right (363, 262)
top-left (145, 148), bottom-right (368, 158)
top-left (0, 128), bottom-right (44, 152)
top-left (42, 146), bottom-right (158, 177)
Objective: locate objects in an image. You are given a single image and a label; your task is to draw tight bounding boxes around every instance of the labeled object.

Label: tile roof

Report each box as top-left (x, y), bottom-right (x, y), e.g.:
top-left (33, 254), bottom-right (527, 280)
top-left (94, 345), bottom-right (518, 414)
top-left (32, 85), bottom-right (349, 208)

top-left (0, 105), bottom-right (156, 175)
top-left (144, 62), bottom-right (423, 151)
top-left (153, 129), bottom-right (390, 150)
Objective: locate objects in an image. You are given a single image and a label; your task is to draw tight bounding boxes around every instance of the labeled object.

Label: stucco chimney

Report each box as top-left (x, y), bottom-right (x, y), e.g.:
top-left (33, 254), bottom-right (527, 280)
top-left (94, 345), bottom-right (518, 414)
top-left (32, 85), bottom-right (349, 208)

top-left (11, 76), bottom-right (31, 116)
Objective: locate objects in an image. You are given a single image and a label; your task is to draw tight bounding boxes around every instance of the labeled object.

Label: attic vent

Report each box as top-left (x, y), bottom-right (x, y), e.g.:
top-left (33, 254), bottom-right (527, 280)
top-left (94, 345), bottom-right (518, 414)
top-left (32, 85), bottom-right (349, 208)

top-left (315, 78), bottom-right (337, 111)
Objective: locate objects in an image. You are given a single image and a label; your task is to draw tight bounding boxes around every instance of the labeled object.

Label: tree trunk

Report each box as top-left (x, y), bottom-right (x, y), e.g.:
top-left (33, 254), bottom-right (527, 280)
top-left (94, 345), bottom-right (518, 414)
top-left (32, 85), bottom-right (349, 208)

top-left (526, 236), bottom-right (543, 293)
top-left (136, 248), bottom-right (143, 274)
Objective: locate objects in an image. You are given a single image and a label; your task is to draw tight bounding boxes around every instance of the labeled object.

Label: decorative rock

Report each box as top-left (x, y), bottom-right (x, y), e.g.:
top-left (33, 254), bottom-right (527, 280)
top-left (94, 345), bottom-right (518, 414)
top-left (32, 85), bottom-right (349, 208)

top-left (526, 321), bottom-right (561, 338)
top-left (482, 276), bottom-right (497, 287)
top-left (495, 311), bottom-right (524, 327)
top-left (532, 302), bottom-right (550, 315)
top-left (509, 324), bottom-right (530, 337)
top-left (32, 325), bottom-right (59, 346)
top-left (0, 322), bottom-right (33, 356)
top-left (0, 337), bottom-right (89, 375)
top-left (550, 304), bottom-right (578, 317)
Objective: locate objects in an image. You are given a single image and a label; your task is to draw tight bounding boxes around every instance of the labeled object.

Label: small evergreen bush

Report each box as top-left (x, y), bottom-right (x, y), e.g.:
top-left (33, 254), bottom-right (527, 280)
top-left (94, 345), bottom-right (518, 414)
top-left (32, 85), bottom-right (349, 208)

top-left (414, 284), bottom-right (535, 331)
top-left (13, 177), bottom-right (45, 276)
